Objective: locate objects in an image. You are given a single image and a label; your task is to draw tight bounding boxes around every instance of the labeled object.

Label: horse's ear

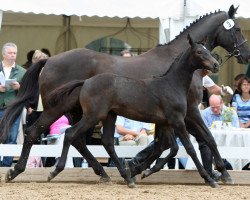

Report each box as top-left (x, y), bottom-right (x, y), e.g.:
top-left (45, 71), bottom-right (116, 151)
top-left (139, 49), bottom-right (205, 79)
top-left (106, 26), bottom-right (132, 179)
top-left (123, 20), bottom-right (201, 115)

top-left (199, 36), bottom-right (208, 46)
top-left (187, 34), bottom-right (194, 46)
top-left (228, 5), bottom-right (238, 19)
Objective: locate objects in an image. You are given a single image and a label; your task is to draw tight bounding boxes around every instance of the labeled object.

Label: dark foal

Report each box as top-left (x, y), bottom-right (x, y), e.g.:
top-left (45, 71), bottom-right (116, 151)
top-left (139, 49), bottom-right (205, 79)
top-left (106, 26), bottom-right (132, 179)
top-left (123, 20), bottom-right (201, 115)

top-left (1, 5), bottom-right (249, 185)
top-left (47, 35), bottom-right (220, 187)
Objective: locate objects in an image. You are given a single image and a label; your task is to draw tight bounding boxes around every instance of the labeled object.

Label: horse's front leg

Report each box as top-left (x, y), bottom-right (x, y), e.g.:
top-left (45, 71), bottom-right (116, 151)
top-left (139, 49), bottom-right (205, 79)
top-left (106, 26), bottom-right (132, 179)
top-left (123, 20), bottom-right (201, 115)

top-left (173, 120), bottom-right (219, 188)
top-left (185, 108), bottom-right (233, 184)
top-left (102, 113), bottom-right (135, 188)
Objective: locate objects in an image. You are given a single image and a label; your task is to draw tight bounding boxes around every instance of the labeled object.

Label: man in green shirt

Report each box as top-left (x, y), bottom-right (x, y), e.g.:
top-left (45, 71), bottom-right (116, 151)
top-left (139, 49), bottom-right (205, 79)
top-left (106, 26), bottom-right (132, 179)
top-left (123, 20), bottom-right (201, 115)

top-left (0, 42), bottom-right (26, 167)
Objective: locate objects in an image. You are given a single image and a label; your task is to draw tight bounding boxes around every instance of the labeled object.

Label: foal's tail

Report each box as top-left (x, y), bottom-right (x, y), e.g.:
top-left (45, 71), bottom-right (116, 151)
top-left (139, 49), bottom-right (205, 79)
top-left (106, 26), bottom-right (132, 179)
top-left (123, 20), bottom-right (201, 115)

top-left (0, 59), bottom-right (47, 143)
top-left (48, 80), bottom-right (85, 107)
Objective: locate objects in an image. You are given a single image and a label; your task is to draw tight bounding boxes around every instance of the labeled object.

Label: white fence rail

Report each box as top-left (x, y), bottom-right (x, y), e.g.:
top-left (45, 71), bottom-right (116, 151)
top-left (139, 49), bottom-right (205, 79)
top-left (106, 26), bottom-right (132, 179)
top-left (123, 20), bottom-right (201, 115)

top-left (0, 144), bottom-right (250, 159)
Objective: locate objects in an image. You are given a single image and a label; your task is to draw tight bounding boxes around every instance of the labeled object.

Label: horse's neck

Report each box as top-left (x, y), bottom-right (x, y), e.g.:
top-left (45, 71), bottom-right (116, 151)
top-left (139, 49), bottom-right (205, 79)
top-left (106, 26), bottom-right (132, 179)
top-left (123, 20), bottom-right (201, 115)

top-left (154, 12), bottom-right (227, 55)
top-left (166, 51), bottom-right (197, 93)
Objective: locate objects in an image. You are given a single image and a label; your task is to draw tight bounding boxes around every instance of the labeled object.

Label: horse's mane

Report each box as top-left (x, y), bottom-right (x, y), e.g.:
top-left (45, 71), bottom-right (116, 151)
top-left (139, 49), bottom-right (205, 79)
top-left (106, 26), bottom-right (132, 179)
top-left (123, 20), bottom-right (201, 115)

top-left (153, 51), bottom-right (185, 79)
top-left (157, 10), bottom-right (222, 47)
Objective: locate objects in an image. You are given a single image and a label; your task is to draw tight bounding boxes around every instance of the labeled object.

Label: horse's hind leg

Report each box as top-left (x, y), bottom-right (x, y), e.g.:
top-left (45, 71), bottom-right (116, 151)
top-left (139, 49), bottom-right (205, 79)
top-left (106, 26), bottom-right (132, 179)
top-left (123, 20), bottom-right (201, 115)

top-left (5, 111), bottom-right (62, 182)
top-left (101, 112), bottom-right (135, 188)
top-left (48, 117), bottom-right (102, 181)
top-left (141, 128), bottom-right (178, 179)
top-left (72, 136), bottom-right (111, 182)
top-left (185, 109), bottom-right (232, 184)
top-left (128, 125), bottom-right (171, 178)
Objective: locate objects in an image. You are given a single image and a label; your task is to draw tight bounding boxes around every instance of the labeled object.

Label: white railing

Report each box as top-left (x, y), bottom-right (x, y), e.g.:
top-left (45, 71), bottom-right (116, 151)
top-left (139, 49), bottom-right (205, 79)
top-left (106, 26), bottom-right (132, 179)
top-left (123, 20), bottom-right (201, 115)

top-left (0, 144), bottom-right (250, 159)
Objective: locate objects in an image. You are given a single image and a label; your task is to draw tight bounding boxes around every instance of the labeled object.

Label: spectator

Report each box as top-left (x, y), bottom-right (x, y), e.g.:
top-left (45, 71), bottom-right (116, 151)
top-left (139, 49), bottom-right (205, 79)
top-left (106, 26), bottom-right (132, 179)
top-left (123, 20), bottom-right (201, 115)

top-left (0, 42), bottom-right (26, 167)
top-left (120, 49), bottom-right (133, 57)
top-left (107, 116), bottom-right (150, 167)
top-left (41, 48), bottom-right (51, 57)
top-left (47, 115), bottom-right (73, 168)
top-left (230, 73), bottom-right (246, 104)
top-left (231, 75), bottom-right (250, 128)
top-left (25, 50), bottom-right (49, 168)
top-left (201, 94), bottom-right (239, 170)
top-left (115, 116), bottom-right (151, 146)
top-left (202, 94), bottom-right (239, 128)
top-left (25, 50), bottom-right (49, 128)
top-left (22, 50), bottom-right (35, 69)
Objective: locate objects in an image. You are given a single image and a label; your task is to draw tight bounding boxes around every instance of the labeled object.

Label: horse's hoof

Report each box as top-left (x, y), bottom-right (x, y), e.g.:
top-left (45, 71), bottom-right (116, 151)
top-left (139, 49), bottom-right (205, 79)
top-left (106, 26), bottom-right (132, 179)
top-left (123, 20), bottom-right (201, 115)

top-left (141, 170), bottom-right (151, 179)
top-left (128, 181), bottom-right (136, 188)
top-left (99, 176), bottom-right (111, 183)
top-left (221, 175), bottom-right (234, 184)
top-left (5, 169), bottom-right (14, 182)
top-left (205, 180), bottom-right (220, 188)
top-left (47, 172), bottom-right (56, 182)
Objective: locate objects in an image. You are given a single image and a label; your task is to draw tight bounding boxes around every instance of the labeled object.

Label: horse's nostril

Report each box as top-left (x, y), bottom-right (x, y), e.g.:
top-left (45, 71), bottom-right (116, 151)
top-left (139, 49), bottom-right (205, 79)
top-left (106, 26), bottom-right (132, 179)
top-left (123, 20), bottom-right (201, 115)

top-left (214, 63), bottom-right (219, 68)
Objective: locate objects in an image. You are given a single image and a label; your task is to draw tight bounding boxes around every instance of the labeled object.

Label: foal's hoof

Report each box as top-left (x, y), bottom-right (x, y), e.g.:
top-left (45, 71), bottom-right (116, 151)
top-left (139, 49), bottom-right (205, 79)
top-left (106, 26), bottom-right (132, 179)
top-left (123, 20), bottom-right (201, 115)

top-left (221, 175), bottom-right (234, 184)
top-left (99, 176), bottom-right (111, 183)
top-left (47, 172), bottom-right (55, 182)
top-left (126, 176), bottom-right (136, 188)
top-left (5, 169), bottom-right (14, 182)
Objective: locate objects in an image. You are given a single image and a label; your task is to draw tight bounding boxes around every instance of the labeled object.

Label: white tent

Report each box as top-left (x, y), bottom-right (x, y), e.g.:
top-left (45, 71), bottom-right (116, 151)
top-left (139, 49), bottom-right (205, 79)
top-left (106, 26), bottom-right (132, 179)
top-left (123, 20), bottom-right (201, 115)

top-left (1, 0), bottom-right (249, 42)
top-left (0, 0), bottom-right (249, 18)
top-left (0, 0), bottom-right (249, 88)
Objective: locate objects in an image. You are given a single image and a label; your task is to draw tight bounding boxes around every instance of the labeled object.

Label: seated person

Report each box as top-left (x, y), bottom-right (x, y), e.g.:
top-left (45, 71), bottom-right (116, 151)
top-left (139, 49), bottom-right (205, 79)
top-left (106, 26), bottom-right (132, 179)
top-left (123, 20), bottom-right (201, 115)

top-left (202, 94), bottom-right (239, 128)
top-left (115, 116), bottom-right (151, 146)
top-left (231, 76), bottom-right (250, 128)
top-left (108, 116), bottom-right (151, 167)
top-left (201, 94), bottom-right (239, 170)
top-left (47, 115), bottom-right (73, 168)
top-left (26, 156), bottom-right (43, 168)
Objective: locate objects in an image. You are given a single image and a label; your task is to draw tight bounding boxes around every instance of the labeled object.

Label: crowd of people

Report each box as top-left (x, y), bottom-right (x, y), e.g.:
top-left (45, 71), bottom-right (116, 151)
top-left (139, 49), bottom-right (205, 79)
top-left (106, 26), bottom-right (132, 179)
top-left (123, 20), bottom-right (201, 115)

top-left (0, 44), bottom-right (249, 173)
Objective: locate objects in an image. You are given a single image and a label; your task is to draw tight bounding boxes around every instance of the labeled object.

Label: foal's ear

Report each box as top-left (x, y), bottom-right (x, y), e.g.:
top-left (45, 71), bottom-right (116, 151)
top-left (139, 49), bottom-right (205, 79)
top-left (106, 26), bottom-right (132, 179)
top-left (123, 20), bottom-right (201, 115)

top-left (228, 5), bottom-right (238, 19)
top-left (187, 34), bottom-right (194, 46)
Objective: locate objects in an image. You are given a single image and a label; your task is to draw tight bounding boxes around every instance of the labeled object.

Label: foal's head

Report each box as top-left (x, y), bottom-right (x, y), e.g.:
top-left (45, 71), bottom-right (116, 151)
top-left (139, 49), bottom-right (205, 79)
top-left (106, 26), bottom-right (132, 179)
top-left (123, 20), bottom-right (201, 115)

top-left (188, 34), bottom-right (219, 73)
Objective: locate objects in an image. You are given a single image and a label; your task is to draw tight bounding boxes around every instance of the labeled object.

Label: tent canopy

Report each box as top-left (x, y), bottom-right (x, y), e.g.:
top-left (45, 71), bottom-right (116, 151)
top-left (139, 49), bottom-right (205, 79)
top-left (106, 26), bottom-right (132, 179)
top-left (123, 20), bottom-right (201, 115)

top-left (0, 0), bottom-right (249, 19)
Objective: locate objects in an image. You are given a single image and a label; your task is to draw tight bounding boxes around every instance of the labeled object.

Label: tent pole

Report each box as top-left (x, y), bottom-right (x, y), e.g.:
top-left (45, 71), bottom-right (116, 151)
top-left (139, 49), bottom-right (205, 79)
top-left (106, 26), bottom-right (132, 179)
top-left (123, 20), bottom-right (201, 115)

top-left (63, 15), bottom-right (71, 51)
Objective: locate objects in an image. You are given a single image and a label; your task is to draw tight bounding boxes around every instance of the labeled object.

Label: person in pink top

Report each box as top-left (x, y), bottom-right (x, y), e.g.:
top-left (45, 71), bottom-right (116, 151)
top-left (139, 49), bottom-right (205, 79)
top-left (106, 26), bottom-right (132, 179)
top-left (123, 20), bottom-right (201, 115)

top-left (48, 115), bottom-right (73, 168)
top-left (49, 115), bottom-right (70, 135)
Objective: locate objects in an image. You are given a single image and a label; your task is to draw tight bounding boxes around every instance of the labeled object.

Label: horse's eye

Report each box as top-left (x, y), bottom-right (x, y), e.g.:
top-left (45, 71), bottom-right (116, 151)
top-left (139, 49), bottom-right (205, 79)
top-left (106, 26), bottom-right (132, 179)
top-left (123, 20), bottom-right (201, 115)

top-left (197, 50), bottom-right (202, 54)
top-left (235, 28), bottom-right (241, 31)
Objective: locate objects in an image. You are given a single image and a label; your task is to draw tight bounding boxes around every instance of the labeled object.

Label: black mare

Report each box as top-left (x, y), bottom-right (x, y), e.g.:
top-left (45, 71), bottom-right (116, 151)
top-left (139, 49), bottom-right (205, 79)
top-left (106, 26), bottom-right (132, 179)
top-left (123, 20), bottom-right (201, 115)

top-left (47, 35), bottom-right (220, 187)
top-left (0, 5), bottom-right (249, 185)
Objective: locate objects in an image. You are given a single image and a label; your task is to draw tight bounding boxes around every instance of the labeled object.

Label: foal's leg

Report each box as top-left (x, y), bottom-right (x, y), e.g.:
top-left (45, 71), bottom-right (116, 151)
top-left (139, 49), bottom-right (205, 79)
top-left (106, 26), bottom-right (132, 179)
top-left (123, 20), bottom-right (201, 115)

top-left (141, 128), bottom-right (178, 179)
top-left (48, 116), bottom-right (100, 180)
top-left (132, 125), bottom-right (172, 176)
top-left (5, 110), bottom-right (63, 182)
top-left (174, 120), bottom-right (218, 188)
top-left (48, 133), bottom-right (110, 182)
top-left (72, 138), bottom-right (110, 182)
top-left (101, 112), bottom-right (135, 188)
top-left (126, 126), bottom-right (170, 178)
top-left (185, 108), bottom-right (233, 184)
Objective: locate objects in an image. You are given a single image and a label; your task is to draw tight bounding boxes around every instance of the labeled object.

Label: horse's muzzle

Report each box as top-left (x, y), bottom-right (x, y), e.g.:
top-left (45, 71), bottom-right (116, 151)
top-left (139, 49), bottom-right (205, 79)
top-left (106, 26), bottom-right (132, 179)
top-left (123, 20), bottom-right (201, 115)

top-left (212, 62), bottom-right (219, 73)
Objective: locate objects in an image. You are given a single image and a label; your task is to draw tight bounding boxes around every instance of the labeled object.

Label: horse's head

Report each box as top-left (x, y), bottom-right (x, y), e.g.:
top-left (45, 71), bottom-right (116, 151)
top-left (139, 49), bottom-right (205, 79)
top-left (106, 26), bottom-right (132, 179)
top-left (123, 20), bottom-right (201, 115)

top-left (214, 5), bottom-right (250, 64)
top-left (188, 34), bottom-right (219, 73)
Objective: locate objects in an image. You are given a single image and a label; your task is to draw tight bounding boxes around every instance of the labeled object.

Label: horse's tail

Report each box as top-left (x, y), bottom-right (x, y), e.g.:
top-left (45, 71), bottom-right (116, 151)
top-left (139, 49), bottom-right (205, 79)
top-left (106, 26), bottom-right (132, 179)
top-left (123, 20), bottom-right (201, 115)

top-left (48, 80), bottom-right (85, 107)
top-left (0, 59), bottom-right (47, 143)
